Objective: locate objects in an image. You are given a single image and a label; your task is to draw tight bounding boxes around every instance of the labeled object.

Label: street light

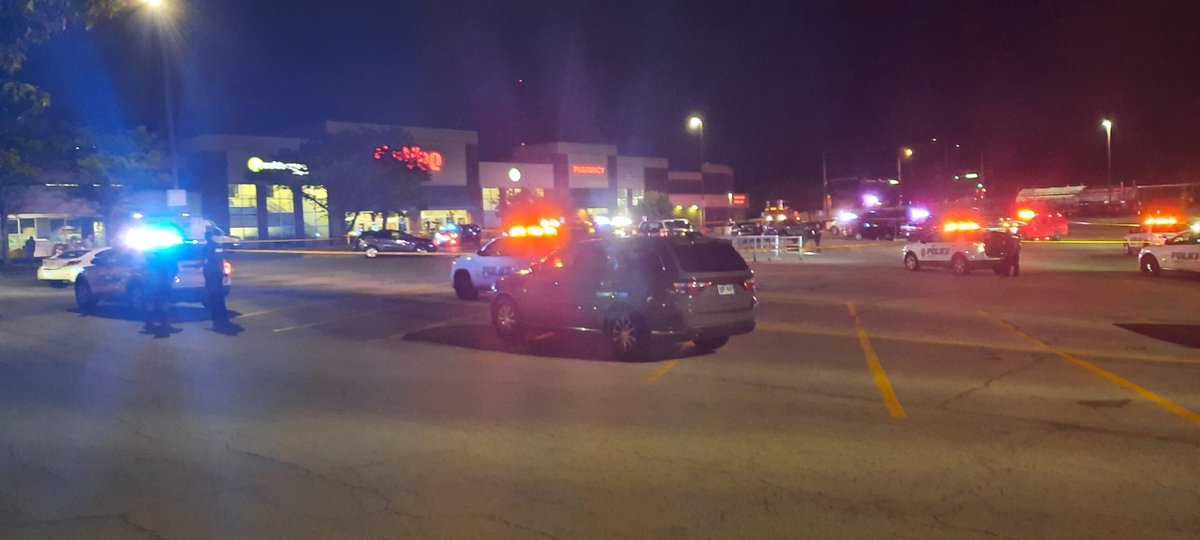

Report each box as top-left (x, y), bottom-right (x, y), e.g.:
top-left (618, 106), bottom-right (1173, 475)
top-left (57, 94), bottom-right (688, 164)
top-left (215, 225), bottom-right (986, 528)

top-left (687, 115), bottom-right (705, 227)
top-left (143, 0), bottom-right (178, 190)
top-left (1102, 118), bottom-right (1113, 204)
top-left (897, 147), bottom-right (913, 183)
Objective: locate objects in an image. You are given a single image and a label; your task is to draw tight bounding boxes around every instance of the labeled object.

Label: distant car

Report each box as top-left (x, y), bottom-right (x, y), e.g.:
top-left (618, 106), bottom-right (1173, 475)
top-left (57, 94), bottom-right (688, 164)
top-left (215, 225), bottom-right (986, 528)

top-left (1000, 212), bottom-right (1068, 240)
top-left (637, 219), bottom-right (695, 237)
top-left (354, 230), bottom-right (437, 257)
top-left (1138, 230), bottom-right (1200, 276)
top-left (902, 224), bottom-right (1019, 275)
top-left (731, 221), bottom-right (764, 236)
top-left (449, 235), bottom-right (560, 300)
top-left (434, 223), bottom-right (482, 249)
top-left (764, 219), bottom-right (813, 237)
top-left (74, 243), bottom-right (232, 311)
top-left (491, 236), bottom-right (757, 360)
top-left (37, 247), bottom-right (109, 286)
top-left (1124, 217), bottom-right (1186, 255)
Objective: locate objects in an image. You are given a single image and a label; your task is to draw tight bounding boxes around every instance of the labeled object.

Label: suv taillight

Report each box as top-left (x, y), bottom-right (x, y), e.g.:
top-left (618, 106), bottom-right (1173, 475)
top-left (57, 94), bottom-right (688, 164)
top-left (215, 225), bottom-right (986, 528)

top-left (672, 281), bottom-right (712, 296)
top-left (222, 260), bottom-right (233, 276)
top-left (741, 278), bottom-right (756, 292)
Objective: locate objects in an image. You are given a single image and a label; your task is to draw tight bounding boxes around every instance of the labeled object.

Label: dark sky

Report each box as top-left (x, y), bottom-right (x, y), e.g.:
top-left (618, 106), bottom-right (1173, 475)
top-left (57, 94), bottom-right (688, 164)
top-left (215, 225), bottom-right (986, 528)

top-left (23, 0), bottom-right (1200, 200)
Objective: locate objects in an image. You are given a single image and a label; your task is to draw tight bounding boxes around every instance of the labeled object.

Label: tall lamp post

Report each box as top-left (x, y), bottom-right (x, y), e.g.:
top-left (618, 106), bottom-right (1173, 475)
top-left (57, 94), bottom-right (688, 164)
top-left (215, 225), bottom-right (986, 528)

top-left (145, 0), bottom-right (178, 190)
top-left (897, 146), bottom-right (913, 183)
top-left (1102, 118), bottom-right (1113, 204)
top-left (687, 115), bottom-right (705, 226)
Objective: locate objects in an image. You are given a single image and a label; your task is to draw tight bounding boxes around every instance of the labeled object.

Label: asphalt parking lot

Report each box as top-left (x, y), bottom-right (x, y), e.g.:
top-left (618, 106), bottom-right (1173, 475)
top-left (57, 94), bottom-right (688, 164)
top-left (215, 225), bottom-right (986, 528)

top-left (1, 231), bottom-right (1198, 539)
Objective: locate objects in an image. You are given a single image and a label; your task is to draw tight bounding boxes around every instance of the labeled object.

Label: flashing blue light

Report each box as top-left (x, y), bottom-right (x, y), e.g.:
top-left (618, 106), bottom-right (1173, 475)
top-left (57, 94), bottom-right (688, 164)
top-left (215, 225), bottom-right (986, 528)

top-left (908, 207), bottom-right (931, 222)
top-left (443, 223), bottom-right (459, 231)
top-left (837, 211), bottom-right (859, 222)
top-left (123, 223), bottom-right (184, 251)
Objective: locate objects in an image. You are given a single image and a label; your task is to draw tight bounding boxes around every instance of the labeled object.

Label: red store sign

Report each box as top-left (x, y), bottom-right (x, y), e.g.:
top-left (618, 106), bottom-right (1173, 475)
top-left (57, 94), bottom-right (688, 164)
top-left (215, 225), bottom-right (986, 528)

top-left (374, 145), bottom-right (444, 172)
top-left (571, 164), bottom-right (606, 175)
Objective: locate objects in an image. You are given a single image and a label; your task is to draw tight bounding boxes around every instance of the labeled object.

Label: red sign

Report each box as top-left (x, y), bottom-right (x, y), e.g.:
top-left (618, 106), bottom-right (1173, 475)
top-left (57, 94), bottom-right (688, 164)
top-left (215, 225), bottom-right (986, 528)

top-left (571, 164), bottom-right (606, 175)
top-left (373, 145), bottom-right (444, 172)
top-left (732, 194), bottom-right (747, 206)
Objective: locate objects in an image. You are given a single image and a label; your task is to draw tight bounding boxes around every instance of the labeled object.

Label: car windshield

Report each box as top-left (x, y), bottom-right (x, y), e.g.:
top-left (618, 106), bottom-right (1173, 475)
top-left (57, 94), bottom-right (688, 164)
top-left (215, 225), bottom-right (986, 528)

top-left (56, 250), bottom-right (90, 259)
top-left (671, 241), bottom-right (748, 272)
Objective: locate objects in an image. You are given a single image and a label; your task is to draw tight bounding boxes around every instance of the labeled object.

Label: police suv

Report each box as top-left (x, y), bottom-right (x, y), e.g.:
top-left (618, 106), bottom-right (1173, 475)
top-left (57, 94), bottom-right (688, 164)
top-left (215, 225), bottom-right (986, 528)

top-left (450, 235), bottom-right (559, 299)
top-left (1138, 229), bottom-right (1200, 276)
top-left (1124, 217), bottom-right (1185, 255)
top-left (902, 222), bottom-right (1017, 275)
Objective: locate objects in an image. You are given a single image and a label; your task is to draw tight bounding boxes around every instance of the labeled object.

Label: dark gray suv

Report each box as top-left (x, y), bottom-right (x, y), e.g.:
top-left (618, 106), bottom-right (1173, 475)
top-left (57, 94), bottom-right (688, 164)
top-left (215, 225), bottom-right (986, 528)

top-left (491, 236), bottom-right (757, 361)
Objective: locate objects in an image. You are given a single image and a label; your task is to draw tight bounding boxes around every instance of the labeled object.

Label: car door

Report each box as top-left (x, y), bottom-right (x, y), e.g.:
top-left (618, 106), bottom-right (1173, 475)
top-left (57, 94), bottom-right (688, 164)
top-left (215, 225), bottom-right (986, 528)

top-left (556, 241), bottom-right (614, 331)
top-left (917, 231), bottom-right (952, 264)
top-left (520, 245), bottom-right (573, 328)
top-left (91, 248), bottom-right (137, 297)
top-left (1162, 232), bottom-right (1200, 271)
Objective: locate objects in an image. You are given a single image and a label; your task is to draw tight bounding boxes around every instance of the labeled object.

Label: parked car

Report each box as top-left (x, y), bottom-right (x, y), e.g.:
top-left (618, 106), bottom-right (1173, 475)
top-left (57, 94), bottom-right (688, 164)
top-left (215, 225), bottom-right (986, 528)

top-left (637, 219), bottom-right (695, 237)
top-left (354, 230), bottom-right (438, 257)
top-left (37, 247), bottom-right (109, 286)
top-left (491, 236), bottom-right (757, 360)
top-left (731, 221), bottom-right (764, 236)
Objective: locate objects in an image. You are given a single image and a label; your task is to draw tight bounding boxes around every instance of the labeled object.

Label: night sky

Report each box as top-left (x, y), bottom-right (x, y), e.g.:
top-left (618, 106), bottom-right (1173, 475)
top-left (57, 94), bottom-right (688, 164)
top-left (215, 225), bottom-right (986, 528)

top-left (23, 0), bottom-right (1200, 202)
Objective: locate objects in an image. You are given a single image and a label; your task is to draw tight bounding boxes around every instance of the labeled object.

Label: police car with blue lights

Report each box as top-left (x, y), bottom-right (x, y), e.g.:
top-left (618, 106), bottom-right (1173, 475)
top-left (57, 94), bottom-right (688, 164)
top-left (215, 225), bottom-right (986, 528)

top-left (901, 221), bottom-right (1021, 276)
top-left (450, 225), bottom-right (561, 300)
top-left (1137, 225), bottom-right (1200, 276)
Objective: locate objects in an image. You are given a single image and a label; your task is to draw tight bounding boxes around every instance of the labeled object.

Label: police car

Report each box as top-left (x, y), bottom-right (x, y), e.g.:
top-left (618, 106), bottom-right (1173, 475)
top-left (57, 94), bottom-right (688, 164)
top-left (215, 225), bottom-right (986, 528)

top-left (901, 221), bottom-right (1017, 275)
top-left (1124, 216), bottom-right (1185, 255)
top-left (450, 234), bottom-right (560, 299)
top-left (1138, 228), bottom-right (1200, 276)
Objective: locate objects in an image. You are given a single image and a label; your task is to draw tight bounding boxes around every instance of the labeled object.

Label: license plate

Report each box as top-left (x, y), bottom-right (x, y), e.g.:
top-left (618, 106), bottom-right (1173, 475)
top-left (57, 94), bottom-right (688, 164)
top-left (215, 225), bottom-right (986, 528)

top-left (717, 284), bottom-right (735, 295)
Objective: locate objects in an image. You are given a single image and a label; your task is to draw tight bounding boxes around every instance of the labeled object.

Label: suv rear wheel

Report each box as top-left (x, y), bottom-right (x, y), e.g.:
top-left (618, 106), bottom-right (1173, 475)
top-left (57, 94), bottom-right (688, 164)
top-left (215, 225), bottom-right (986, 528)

top-left (454, 271), bottom-right (479, 300)
top-left (951, 254), bottom-right (971, 275)
top-left (365, 246), bottom-right (379, 258)
top-left (606, 310), bottom-right (650, 361)
top-left (492, 296), bottom-right (525, 343)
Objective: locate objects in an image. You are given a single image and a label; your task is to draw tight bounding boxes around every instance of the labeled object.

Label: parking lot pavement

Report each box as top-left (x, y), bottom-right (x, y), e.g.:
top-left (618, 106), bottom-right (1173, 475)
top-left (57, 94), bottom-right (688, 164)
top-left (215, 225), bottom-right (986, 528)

top-left (2, 242), bottom-right (1199, 539)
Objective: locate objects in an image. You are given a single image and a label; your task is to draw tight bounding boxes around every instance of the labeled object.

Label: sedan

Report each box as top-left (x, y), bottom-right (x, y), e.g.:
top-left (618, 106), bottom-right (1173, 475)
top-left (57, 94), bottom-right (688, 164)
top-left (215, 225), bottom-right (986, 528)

top-left (37, 247), bottom-right (109, 286)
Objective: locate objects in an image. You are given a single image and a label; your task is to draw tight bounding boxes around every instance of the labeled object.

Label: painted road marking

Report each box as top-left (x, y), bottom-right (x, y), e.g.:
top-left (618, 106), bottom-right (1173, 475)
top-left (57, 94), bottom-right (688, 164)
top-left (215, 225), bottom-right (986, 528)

top-left (846, 302), bottom-right (907, 419)
top-left (272, 308), bottom-right (397, 332)
top-left (755, 321), bottom-right (1200, 366)
top-left (644, 360), bottom-right (680, 383)
top-left (980, 310), bottom-right (1200, 425)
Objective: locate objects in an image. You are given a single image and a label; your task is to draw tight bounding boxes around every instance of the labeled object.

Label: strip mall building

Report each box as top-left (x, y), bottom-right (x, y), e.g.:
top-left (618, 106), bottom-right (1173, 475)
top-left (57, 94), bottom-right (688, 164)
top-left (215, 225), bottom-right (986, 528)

top-left (183, 121), bottom-right (747, 240)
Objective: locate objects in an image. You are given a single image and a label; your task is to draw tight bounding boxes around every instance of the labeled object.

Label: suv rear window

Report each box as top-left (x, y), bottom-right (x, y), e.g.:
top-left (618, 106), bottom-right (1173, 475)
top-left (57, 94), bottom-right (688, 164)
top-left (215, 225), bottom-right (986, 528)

top-left (670, 242), bottom-right (748, 272)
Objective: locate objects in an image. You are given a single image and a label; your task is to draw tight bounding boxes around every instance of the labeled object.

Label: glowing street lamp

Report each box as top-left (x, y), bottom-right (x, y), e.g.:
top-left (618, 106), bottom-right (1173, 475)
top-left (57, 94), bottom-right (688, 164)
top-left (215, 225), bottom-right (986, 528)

top-left (686, 115), bottom-right (705, 226)
top-left (897, 147), bottom-right (913, 183)
top-left (1102, 118), bottom-right (1113, 203)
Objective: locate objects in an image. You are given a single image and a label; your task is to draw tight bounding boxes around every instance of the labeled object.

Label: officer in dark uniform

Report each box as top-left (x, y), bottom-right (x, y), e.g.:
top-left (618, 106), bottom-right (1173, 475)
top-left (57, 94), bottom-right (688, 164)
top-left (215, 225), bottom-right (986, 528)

top-left (143, 245), bottom-right (178, 334)
top-left (203, 230), bottom-right (229, 327)
top-left (985, 230), bottom-right (1021, 277)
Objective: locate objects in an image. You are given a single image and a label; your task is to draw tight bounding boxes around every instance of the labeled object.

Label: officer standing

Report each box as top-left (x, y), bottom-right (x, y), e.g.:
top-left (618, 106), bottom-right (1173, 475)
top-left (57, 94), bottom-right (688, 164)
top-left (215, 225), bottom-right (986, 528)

top-left (203, 230), bottom-right (229, 327)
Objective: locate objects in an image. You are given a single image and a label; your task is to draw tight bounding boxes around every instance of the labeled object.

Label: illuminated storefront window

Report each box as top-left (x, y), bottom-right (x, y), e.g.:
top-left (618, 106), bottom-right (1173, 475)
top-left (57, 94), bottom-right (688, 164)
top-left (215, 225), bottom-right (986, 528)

top-left (301, 185), bottom-right (329, 238)
top-left (228, 183), bottom-right (259, 240)
top-left (266, 185), bottom-right (296, 238)
top-left (482, 188), bottom-right (501, 212)
top-left (420, 210), bottom-right (469, 232)
top-left (632, 189), bottom-right (645, 207)
top-left (617, 188), bottom-right (630, 212)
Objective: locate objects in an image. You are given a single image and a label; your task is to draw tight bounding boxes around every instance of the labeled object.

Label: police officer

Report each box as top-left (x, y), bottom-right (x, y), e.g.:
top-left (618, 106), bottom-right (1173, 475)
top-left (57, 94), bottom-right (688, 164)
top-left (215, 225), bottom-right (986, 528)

top-left (143, 245), bottom-right (178, 334)
top-left (203, 230), bottom-right (229, 327)
top-left (1006, 233), bottom-right (1021, 277)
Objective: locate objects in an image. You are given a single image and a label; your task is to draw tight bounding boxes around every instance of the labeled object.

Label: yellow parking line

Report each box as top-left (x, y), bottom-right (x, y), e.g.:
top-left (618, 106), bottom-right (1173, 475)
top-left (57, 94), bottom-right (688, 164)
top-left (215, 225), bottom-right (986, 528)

top-left (645, 360), bottom-right (680, 383)
top-left (846, 302), bottom-right (906, 419)
top-left (980, 310), bottom-right (1200, 425)
top-left (755, 321), bottom-right (1200, 366)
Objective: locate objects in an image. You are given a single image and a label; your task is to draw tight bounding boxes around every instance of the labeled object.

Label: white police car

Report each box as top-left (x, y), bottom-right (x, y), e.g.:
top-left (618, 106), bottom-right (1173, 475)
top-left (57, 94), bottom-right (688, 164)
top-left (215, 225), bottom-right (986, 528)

top-left (450, 235), bottom-right (560, 299)
top-left (1138, 229), bottom-right (1200, 276)
top-left (901, 222), bottom-right (1015, 275)
top-left (1123, 216), bottom-right (1186, 255)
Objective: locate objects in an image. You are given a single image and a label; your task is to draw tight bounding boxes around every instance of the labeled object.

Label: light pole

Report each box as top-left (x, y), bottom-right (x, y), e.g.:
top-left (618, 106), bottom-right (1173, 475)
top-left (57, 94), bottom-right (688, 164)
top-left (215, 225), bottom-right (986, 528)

top-left (144, 0), bottom-right (178, 190)
top-left (687, 115), bottom-right (705, 226)
top-left (1102, 118), bottom-right (1113, 204)
top-left (897, 147), bottom-right (913, 183)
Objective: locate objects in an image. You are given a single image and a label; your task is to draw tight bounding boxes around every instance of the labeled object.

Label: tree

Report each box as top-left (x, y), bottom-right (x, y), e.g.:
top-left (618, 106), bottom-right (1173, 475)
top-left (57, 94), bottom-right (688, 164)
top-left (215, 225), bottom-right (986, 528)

top-left (640, 190), bottom-right (674, 220)
top-left (267, 127), bottom-right (432, 237)
top-left (0, 0), bottom-right (126, 261)
top-left (73, 126), bottom-right (171, 230)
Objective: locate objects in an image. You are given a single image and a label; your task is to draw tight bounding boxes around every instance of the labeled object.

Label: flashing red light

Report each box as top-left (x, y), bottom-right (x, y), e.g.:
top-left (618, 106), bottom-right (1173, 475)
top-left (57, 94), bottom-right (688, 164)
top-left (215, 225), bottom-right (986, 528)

top-left (1016, 209), bottom-right (1036, 221)
top-left (222, 260), bottom-right (233, 276)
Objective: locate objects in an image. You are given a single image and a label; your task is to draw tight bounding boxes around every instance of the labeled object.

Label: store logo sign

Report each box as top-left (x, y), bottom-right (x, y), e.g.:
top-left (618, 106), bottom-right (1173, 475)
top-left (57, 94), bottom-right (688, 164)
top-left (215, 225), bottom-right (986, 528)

top-left (572, 164), bottom-right (606, 175)
top-left (247, 156), bottom-right (309, 176)
top-left (374, 145), bottom-right (444, 172)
